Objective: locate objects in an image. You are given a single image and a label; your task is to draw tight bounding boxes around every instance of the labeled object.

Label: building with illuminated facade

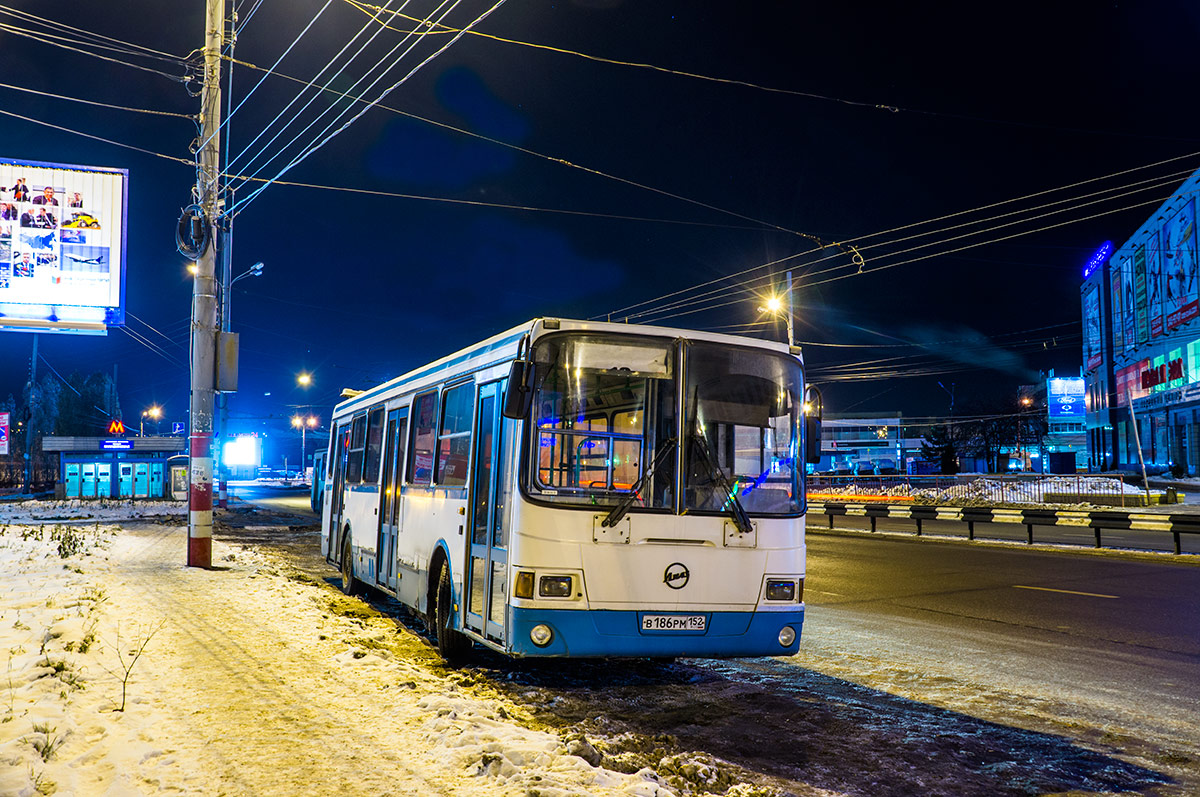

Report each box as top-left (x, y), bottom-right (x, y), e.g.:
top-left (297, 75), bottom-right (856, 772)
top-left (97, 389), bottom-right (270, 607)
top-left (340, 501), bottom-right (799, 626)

top-left (1081, 168), bottom-right (1200, 473)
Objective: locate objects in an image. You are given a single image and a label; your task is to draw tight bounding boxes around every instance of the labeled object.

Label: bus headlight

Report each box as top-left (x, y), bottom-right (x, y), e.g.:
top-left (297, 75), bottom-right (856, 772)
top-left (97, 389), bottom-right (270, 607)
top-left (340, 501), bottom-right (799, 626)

top-left (778, 626), bottom-right (796, 647)
top-left (766, 579), bottom-right (796, 601)
top-left (538, 575), bottom-right (572, 597)
top-left (530, 624), bottom-right (554, 647)
top-left (515, 571), bottom-right (535, 599)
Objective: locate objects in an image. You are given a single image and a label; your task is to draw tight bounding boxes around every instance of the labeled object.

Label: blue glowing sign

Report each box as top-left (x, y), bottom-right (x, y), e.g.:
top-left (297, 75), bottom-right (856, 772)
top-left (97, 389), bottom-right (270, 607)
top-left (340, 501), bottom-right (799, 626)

top-left (100, 439), bottom-right (132, 451)
top-left (1082, 241), bottom-right (1113, 279)
top-left (1047, 377), bottom-right (1086, 420)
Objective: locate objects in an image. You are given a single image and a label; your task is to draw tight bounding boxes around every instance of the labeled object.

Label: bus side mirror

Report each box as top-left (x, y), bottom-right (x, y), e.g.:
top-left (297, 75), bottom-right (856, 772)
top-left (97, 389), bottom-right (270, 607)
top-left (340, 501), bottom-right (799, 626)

top-left (803, 384), bottom-right (823, 465)
top-left (502, 360), bottom-right (536, 419)
top-left (805, 415), bottom-right (822, 464)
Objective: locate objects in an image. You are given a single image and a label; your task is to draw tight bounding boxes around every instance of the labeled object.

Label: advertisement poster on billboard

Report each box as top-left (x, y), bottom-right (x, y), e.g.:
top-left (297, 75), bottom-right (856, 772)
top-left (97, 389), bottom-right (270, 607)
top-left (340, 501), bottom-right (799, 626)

top-left (1134, 243), bottom-right (1148, 343)
top-left (0, 411), bottom-right (8, 456)
top-left (1164, 198), bottom-right (1198, 331)
top-left (1047, 377), bottom-right (1086, 421)
top-left (1147, 229), bottom-right (1163, 337)
top-left (1083, 284), bottom-right (1103, 372)
top-left (1121, 256), bottom-right (1136, 352)
top-left (0, 157), bottom-right (127, 335)
top-left (1110, 267), bottom-right (1124, 352)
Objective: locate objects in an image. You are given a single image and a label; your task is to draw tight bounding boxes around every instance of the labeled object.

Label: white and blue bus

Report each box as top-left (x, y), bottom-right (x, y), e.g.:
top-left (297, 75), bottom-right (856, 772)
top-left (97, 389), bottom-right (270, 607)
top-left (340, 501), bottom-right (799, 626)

top-left (320, 318), bottom-right (820, 660)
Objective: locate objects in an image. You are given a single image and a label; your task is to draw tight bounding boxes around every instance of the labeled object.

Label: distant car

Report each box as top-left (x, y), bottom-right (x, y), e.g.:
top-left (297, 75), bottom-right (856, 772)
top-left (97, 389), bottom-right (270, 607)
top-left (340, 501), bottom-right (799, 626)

top-left (62, 212), bottom-right (101, 229)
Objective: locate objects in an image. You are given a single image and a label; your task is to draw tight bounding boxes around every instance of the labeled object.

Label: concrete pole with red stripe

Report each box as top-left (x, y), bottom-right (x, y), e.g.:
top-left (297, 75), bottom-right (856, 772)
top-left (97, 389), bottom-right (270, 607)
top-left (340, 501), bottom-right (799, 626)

top-left (188, 0), bottom-right (225, 568)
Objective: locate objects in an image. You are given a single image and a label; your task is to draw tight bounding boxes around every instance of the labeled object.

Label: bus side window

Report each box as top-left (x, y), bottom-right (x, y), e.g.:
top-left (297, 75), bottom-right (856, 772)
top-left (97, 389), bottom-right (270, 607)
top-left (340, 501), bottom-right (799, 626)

top-left (363, 406), bottom-right (386, 485)
top-left (346, 413), bottom-right (367, 483)
top-left (408, 391), bottom-right (439, 485)
top-left (437, 382), bottom-right (474, 487)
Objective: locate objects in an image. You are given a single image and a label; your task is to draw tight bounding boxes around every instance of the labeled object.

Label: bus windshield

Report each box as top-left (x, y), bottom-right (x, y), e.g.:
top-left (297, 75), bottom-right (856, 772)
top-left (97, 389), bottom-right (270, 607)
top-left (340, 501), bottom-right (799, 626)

top-left (528, 333), bottom-right (803, 517)
top-left (531, 334), bottom-right (677, 509)
top-left (683, 342), bottom-right (803, 516)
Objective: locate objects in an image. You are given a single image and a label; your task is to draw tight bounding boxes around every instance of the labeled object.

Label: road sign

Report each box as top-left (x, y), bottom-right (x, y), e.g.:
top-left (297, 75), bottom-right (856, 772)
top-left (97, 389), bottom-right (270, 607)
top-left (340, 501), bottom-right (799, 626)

top-left (172, 422), bottom-right (186, 435)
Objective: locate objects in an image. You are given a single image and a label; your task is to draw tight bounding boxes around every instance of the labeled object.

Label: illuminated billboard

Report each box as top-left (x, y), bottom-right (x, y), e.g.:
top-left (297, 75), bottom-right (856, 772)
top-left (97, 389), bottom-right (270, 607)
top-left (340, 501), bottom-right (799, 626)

top-left (0, 157), bottom-right (127, 335)
top-left (223, 435), bottom-right (261, 467)
top-left (1047, 377), bottom-right (1086, 421)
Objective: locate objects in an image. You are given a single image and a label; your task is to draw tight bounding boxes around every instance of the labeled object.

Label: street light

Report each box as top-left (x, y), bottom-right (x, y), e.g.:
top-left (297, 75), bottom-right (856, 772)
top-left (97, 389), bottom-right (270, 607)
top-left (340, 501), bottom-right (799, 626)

top-left (141, 405), bottom-right (162, 437)
top-left (297, 371), bottom-right (312, 388)
top-left (291, 414), bottom-right (317, 477)
top-left (217, 261), bottom-right (263, 508)
top-left (756, 270), bottom-right (794, 346)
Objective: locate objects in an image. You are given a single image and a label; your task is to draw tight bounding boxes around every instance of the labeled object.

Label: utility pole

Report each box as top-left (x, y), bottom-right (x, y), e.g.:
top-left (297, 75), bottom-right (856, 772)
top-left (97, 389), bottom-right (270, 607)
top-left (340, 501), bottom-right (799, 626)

top-left (188, 0), bottom-right (225, 568)
top-left (21, 334), bottom-right (38, 494)
top-left (784, 269), bottom-right (794, 347)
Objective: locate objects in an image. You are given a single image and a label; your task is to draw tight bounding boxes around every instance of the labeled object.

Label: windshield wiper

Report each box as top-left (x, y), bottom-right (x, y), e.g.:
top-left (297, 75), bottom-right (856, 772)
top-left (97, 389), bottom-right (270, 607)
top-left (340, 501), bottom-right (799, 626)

top-left (689, 428), bottom-right (754, 535)
top-left (601, 437), bottom-right (677, 528)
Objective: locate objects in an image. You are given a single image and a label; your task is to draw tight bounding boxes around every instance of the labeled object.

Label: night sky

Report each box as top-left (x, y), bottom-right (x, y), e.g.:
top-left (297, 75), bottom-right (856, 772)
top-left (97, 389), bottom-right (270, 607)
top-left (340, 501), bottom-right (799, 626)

top-left (2, 1), bottom-right (1200, 448)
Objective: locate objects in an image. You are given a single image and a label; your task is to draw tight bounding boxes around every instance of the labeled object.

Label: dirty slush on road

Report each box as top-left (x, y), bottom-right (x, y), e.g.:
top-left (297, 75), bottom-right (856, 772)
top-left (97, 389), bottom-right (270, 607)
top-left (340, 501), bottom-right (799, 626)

top-left (211, 502), bottom-right (1182, 797)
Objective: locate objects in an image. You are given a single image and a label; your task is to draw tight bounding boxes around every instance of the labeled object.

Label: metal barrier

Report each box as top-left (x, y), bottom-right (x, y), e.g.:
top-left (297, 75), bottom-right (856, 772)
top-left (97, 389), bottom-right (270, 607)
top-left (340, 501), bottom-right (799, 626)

top-left (806, 474), bottom-right (1166, 507)
top-left (810, 500), bottom-right (1200, 555)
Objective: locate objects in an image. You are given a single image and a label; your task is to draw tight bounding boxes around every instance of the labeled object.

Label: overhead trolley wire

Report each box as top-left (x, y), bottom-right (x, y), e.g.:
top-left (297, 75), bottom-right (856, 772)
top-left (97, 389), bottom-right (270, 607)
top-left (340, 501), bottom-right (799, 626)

top-left (216, 0), bottom-right (337, 152)
top-left (218, 55), bottom-right (844, 243)
top-left (620, 163), bottom-right (1199, 324)
top-left (226, 0), bottom-right (509, 218)
top-left (626, 168), bottom-right (1191, 323)
top-left (227, 0), bottom-right (463, 208)
top-left (337, 0), bottom-right (1200, 144)
top-left (603, 149), bottom-right (1200, 321)
top-left (224, 0), bottom-right (407, 178)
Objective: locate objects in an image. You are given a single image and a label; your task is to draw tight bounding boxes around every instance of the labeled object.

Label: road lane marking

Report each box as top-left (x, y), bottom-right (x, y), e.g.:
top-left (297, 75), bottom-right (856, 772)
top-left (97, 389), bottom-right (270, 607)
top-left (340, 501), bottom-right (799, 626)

top-left (1012, 585), bottom-right (1119, 599)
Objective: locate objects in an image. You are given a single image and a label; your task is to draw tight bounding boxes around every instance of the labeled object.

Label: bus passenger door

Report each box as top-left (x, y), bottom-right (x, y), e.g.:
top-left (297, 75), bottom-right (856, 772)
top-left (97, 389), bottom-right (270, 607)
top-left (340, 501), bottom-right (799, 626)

top-left (376, 409), bottom-right (407, 591)
top-left (465, 381), bottom-right (512, 644)
top-left (328, 424), bottom-right (350, 558)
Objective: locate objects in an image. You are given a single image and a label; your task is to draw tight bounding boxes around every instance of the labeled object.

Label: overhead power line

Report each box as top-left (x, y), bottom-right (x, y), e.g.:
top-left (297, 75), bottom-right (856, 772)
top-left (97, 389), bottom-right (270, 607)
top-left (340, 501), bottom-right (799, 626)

top-left (0, 109), bottom-right (194, 165)
top-left (0, 20), bottom-right (191, 82)
top-left (611, 154), bottom-right (1200, 324)
top-left (0, 80), bottom-right (194, 119)
top-left (225, 0), bottom-right (512, 219)
top-left (339, 0), bottom-right (1200, 144)
top-left (218, 53), bottom-right (845, 244)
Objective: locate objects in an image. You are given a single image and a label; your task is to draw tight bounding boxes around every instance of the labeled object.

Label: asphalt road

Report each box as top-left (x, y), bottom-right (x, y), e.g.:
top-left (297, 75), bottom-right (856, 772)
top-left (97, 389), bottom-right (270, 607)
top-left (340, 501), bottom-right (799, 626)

top-left (802, 530), bottom-right (1200, 764)
top-left (227, 482), bottom-right (314, 515)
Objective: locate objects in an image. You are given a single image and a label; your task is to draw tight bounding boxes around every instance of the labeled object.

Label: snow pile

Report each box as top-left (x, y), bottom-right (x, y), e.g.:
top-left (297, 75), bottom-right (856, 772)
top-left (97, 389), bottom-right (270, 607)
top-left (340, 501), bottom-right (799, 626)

top-left (812, 476), bottom-right (1151, 506)
top-left (0, 498), bottom-right (184, 523)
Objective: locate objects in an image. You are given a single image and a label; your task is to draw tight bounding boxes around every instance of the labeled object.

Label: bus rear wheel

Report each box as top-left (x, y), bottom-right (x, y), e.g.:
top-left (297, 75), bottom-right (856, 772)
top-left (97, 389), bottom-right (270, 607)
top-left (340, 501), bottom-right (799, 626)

top-left (435, 562), bottom-right (470, 662)
top-left (340, 536), bottom-right (360, 597)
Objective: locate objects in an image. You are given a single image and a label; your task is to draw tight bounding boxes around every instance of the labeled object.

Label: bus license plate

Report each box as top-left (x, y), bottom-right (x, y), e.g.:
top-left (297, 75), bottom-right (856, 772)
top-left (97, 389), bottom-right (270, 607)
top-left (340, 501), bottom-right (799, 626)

top-left (641, 614), bottom-right (706, 632)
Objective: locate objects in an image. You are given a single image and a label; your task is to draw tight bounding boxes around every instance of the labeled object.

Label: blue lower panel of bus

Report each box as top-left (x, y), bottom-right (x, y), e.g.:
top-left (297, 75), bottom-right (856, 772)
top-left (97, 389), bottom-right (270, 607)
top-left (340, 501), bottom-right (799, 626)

top-left (507, 606), bottom-right (804, 658)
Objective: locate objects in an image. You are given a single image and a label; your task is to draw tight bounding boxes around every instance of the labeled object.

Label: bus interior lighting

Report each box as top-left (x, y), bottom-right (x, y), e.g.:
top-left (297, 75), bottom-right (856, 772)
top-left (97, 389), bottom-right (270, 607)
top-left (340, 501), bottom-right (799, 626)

top-left (538, 575), bottom-right (573, 598)
top-left (530, 624), bottom-right (554, 647)
top-left (515, 571), bottom-right (535, 599)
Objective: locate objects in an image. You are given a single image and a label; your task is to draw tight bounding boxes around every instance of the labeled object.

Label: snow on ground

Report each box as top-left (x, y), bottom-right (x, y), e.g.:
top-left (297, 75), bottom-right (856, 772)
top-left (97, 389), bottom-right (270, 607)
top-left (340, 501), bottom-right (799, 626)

top-left (0, 502), bottom-right (784, 797)
top-left (812, 475), bottom-right (1171, 506)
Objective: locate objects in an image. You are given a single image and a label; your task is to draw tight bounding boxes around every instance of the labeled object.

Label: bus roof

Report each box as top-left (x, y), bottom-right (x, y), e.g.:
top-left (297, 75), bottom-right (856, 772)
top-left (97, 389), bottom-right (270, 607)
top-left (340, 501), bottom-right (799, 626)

top-left (332, 317), bottom-right (801, 418)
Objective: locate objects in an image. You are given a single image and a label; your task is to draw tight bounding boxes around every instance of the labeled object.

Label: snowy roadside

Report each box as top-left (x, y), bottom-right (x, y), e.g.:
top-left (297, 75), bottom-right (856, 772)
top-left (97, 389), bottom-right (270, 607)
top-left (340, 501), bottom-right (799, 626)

top-left (0, 504), bottom-right (789, 797)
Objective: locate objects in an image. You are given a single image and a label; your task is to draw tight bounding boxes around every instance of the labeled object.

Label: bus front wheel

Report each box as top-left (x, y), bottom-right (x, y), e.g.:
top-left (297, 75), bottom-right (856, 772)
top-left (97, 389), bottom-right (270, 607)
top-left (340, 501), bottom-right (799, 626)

top-left (435, 562), bottom-right (470, 662)
top-left (340, 536), bottom-right (360, 597)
